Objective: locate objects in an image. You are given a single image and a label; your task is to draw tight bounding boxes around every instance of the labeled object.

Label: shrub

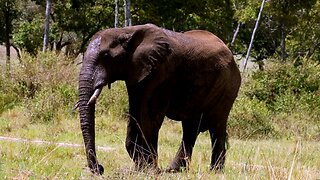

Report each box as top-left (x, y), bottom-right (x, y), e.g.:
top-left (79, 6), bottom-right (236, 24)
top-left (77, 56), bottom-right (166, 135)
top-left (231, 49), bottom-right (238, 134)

top-left (9, 51), bottom-right (79, 123)
top-left (0, 73), bottom-right (25, 114)
top-left (229, 58), bottom-right (320, 140)
top-left (0, 83), bottom-right (20, 114)
top-left (229, 95), bottom-right (278, 139)
top-left (95, 81), bottom-right (129, 120)
top-left (6, 51), bottom-right (129, 123)
top-left (245, 59), bottom-right (320, 113)
top-left (26, 84), bottom-right (77, 123)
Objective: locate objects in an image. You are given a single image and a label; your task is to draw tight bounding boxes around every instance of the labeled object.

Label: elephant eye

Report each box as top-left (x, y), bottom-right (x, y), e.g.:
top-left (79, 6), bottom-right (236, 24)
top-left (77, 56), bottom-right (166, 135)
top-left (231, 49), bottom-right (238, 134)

top-left (101, 52), bottom-right (111, 59)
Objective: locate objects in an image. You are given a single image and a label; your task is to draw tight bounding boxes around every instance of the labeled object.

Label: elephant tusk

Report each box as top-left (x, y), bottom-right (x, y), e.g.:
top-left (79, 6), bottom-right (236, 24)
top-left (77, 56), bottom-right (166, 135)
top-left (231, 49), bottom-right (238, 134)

top-left (87, 88), bottom-right (102, 105)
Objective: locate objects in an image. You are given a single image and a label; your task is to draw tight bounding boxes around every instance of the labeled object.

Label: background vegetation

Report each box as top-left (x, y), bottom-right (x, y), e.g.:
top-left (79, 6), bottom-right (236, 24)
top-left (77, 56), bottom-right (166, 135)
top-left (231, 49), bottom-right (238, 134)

top-left (0, 0), bottom-right (319, 178)
top-left (1, 0), bottom-right (319, 61)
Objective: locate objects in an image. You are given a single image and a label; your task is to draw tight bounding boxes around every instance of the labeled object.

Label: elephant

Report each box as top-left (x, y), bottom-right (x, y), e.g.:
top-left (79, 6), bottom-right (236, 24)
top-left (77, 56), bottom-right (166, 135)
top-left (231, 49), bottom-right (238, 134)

top-left (78, 23), bottom-right (241, 175)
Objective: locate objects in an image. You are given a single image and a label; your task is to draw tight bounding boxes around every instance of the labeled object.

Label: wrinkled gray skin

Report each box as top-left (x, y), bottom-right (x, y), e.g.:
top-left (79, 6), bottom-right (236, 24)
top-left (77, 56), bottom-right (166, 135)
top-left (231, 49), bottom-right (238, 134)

top-left (78, 24), bottom-right (241, 175)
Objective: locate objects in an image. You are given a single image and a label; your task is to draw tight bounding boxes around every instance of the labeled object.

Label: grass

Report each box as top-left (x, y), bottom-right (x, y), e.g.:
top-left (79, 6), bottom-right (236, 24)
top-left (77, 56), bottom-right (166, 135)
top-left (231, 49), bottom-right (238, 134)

top-left (1, 108), bottom-right (319, 179)
top-left (0, 51), bottom-right (319, 179)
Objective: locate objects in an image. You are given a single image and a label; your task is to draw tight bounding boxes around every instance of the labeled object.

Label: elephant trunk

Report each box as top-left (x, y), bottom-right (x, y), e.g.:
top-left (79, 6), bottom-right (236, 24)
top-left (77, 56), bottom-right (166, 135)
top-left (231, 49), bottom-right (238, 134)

top-left (78, 37), bottom-right (104, 175)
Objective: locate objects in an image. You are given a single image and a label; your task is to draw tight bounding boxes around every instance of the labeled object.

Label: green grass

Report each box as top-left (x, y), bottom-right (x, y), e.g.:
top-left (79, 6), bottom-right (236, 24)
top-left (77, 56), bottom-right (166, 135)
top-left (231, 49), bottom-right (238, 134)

top-left (1, 109), bottom-right (319, 179)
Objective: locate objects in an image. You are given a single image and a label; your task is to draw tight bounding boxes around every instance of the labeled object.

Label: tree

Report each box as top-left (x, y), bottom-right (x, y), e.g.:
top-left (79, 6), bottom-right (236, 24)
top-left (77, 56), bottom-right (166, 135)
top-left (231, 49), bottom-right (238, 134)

top-left (124, 0), bottom-right (132, 26)
top-left (52, 0), bottom-right (114, 55)
top-left (42, 0), bottom-right (51, 52)
top-left (115, 0), bottom-right (119, 27)
top-left (243, 0), bottom-right (266, 72)
top-left (12, 0), bottom-right (115, 56)
top-left (233, 0), bottom-right (318, 64)
top-left (131, 0), bottom-right (235, 41)
top-left (0, 0), bottom-right (18, 75)
top-left (286, 0), bottom-right (320, 61)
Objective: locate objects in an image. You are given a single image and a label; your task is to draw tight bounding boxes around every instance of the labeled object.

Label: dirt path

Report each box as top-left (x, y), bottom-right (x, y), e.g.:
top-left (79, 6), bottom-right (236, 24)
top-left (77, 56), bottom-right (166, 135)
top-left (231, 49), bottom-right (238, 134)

top-left (0, 136), bottom-right (114, 152)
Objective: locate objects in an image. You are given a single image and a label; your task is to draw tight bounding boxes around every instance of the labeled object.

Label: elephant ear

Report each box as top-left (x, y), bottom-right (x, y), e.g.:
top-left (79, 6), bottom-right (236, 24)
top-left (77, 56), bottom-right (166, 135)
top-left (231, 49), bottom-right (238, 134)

top-left (123, 28), bottom-right (172, 86)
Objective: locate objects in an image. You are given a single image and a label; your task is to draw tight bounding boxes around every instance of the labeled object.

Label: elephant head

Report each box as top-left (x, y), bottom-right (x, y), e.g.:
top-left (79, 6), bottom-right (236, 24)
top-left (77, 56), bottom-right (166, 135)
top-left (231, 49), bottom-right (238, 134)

top-left (78, 24), bottom-right (172, 174)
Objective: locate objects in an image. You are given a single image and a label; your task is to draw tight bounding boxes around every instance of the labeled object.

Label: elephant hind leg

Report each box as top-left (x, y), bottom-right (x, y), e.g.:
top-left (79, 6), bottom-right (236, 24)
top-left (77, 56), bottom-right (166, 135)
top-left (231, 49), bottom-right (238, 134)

top-left (209, 124), bottom-right (227, 171)
top-left (208, 95), bottom-right (236, 171)
top-left (167, 119), bottom-right (201, 172)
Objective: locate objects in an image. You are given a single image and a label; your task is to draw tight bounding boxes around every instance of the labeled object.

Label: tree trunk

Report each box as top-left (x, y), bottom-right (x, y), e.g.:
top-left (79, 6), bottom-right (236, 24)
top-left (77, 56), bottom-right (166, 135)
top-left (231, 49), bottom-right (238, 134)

top-left (11, 44), bottom-right (21, 63)
top-left (43, 0), bottom-right (52, 52)
top-left (124, 0), bottom-right (132, 27)
top-left (4, 1), bottom-right (11, 76)
top-left (115, 0), bottom-right (119, 28)
top-left (280, 22), bottom-right (287, 62)
top-left (243, 0), bottom-right (266, 72)
top-left (230, 22), bottom-right (241, 48)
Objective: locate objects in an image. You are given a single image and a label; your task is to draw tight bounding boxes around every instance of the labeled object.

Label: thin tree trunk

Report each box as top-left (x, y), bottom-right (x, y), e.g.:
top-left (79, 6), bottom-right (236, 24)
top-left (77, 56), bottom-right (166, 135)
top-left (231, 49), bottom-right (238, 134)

top-left (4, 1), bottom-right (11, 76)
top-left (114, 0), bottom-right (119, 28)
top-left (280, 22), bottom-right (287, 62)
top-left (124, 0), bottom-right (132, 27)
top-left (43, 0), bottom-right (52, 52)
top-left (231, 22), bottom-right (241, 48)
top-left (243, 0), bottom-right (266, 72)
top-left (11, 44), bottom-right (21, 63)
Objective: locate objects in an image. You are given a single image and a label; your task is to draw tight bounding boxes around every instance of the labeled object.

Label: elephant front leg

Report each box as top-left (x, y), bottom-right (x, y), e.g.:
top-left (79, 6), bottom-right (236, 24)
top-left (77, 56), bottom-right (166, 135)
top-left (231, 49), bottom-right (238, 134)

top-left (125, 80), bottom-right (171, 171)
top-left (125, 118), bottom-right (161, 171)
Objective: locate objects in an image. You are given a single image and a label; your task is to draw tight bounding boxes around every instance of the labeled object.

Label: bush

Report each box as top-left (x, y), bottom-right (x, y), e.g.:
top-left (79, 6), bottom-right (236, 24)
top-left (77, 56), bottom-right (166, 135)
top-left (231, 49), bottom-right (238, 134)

top-left (229, 95), bottom-right (278, 139)
top-left (0, 73), bottom-right (25, 114)
top-left (5, 52), bottom-right (79, 123)
top-left (95, 81), bottom-right (129, 120)
top-left (26, 85), bottom-right (77, 123)
top-left (0, 81), bottom-right (20, 114)
top-left (3, 51), bottom-right (127, 123)
top-left (229, 58), bottom-right (320, 140)
top-left (246, 58), bottom-right (320, 113)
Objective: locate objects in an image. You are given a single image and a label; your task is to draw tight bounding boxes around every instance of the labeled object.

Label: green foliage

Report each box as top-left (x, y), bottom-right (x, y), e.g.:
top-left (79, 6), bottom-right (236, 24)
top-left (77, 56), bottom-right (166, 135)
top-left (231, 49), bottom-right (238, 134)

top-left (95, 81), bottom-right (128, 120)
top-left (229, 95), bottom-right (277, 139)
top-left (233, 0), bottom-right (319, 61)
top-left (133, 0), bottom-right (234, 41)
top-left (0, 0), bottom-right (19, 43)
top-left (229, 58), bottom-right (320, 139)
top-left (0, 51), bottom-right (128, 123)
top-left (2, 0), bottom-right (320, 61)
top-left (0, 77), bottom-right (20, 114)
top-left (26, 84), bottom-right (77, 123)
top-left (13, 18), bottom-right (44, 55)
top-left (286, 1), bottom-right (320, 60)
top-left (53, 0), bottom-right (114, 53)
top-left (246, 59), bottom-right (320, 112)
top-left (1, 51), bottom-right (320, 139)
top-left (1, 52), bottom-right (78, 123)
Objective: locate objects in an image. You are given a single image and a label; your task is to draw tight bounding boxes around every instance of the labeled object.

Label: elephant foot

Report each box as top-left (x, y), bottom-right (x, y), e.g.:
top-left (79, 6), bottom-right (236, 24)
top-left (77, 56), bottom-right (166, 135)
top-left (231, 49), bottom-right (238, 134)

top-left (89, 164), bottom-right (104, 175)
top-left (210, 163), bottom-right (224, 173)
top-left (165, 167), bottom-right (180, 173)
top-left (166, 160), bottom-right (188, 173)
top-left (134, 164), bottom-right (162, 174)
top-left (165, 166), bottom-right (188, 173)
top-left (134, 160), bottom-right (161, 174)
top-left (210, 155), bottom-right (225, 172)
